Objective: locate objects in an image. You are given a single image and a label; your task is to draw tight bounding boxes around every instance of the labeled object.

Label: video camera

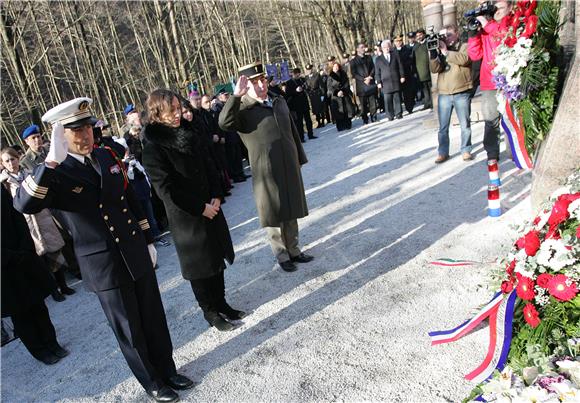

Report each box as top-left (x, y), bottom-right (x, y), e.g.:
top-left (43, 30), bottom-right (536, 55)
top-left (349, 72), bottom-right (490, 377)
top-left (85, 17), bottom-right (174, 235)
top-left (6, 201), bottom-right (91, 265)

top-left (426, 26), bottom-right (446, 51)
top-left (463, 1), bottom-right (497, 32)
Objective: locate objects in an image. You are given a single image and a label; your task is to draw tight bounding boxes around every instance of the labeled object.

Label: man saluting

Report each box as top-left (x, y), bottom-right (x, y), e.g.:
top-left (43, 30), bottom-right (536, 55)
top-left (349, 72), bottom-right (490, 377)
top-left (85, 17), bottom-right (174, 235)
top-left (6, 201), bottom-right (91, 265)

top-left (219, 62), bottom-right (314, 272)
top-left (13, 98), bottom-right (192, 403)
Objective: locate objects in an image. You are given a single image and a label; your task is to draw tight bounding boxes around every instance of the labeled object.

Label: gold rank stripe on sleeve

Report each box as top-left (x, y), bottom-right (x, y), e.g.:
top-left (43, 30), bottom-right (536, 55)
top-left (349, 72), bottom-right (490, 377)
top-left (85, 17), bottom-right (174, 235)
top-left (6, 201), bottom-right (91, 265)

top-left (22, 176), bottom-right (48, 199)
top-left (138, 219), bottom-right (151, 231)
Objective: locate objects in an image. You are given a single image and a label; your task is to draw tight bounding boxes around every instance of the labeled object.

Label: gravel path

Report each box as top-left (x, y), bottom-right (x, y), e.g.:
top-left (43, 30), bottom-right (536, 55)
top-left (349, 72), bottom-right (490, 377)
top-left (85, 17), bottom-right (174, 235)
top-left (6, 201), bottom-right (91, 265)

top-left (1, 106), bottom-right (533, 402)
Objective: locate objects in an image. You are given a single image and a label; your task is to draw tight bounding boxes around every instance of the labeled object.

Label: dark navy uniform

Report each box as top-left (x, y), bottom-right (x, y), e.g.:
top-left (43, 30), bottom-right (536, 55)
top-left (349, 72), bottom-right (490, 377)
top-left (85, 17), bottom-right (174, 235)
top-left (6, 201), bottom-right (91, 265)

top-left (14, 148), bottom-right (178, 392)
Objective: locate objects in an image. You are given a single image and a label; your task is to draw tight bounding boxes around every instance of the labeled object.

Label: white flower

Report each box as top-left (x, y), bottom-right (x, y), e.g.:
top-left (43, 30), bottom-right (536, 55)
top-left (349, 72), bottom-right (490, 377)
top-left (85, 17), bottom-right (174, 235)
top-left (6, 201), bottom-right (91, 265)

top-left (550, 186), bottom-right (572, 201)
top-left (568, 199), bottom-right (580, 220)
top-left (536, 239), bottom-right (575, 271)
top-left (556, 360), bottom-right (580, 386)
top-left (512, 385), bottom-right (554, 402)
top-left (515, 249), bottom-right (536, 278)
top-left (535, 209), bottom-right (551, 230)
top-left (550, 380), bottom-right (579, 402)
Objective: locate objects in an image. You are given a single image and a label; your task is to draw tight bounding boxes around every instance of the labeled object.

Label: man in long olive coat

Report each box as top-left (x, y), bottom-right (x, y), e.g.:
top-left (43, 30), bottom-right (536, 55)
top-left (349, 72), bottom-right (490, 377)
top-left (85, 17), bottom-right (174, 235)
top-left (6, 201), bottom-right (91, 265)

top-left (219, 62), bottom-right (314, 273)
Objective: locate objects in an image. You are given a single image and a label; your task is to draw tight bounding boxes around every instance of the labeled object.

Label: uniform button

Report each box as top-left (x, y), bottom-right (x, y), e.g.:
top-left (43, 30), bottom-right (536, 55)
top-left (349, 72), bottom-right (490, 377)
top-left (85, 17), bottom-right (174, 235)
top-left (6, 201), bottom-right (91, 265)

top-left (115, 238), bottom-right (120, 243)
top-left (123, 208), bottom-right (127, 213)
top-left (99, 204), bottom-right (103, 208)
top-left (121, 196), bottom-right (124, 200)
top-left (104, 215), bottom-right (109, 220)
top-left (109, 226), bottom-right (115, 231)
top-left (132, 231), bottom-right (136, 235)
top-left (127, 219), bottom-right (132, 224)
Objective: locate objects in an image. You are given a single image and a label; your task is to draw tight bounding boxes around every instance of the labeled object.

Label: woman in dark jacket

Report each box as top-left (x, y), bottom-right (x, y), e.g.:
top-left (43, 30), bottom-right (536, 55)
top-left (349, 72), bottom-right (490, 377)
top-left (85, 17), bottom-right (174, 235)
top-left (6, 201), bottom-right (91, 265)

top-left (142, 89), bottom-right (244, 332)
top-left (1, 186), bottom-right (68, 364)
top-left (327, 62), bottom-right (355, 131)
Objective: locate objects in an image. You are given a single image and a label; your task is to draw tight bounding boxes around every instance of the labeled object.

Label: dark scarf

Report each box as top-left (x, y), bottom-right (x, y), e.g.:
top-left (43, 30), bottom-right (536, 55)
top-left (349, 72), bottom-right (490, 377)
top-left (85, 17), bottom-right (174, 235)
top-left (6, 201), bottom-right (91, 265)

top-left (329, 70), bottom-right (347, 84)
top-left (143, 121), bottom-right (200, 156)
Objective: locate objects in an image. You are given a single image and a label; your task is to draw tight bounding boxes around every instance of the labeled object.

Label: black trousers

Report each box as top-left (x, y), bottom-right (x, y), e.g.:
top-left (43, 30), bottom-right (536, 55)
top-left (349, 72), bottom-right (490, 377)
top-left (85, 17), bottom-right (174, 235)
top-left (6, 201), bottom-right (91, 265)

top-left (96, 271), bottom-right (176, 392)
top-left (225, 141), bottom-right (244, 180)
top-left (11, 300), bottom-right (57, 359)
top-left (189, 271), bottom-right (225, 313)
top-left (402, 81), bottom-right (416, 113)
top-left (419, 80), bottom-right (433, 108)
top-left (292, 109), bottom-right (314, 139)
top-left (359, 95), bottom-right (377, 122)
top-left (384, 91), bottom-right (403, 119)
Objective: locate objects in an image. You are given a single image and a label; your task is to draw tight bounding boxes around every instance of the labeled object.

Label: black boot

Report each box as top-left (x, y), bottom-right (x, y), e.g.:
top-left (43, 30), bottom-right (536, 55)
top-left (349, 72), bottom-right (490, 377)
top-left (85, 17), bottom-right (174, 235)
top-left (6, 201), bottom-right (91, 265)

top-left (218, 301), bottom-right (248, 321)
top-left (54, 268), bottom-right (75, 296)
top-left (51, 290), bottom-right (65, 302)
top-left (203, 311), bottom-right (235, 331)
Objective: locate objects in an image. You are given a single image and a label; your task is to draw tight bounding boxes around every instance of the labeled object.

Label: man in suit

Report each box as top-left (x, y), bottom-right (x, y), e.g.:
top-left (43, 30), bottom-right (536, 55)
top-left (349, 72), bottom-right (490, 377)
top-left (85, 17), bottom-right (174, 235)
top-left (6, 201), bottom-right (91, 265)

top-left (304, 64), bottom-right (325, 128)
top-left (13, 98), bottom-right (193, 403)
top-left (350, 43), bottom-right (378, 124)
top-left (375, 39), bottom-right (406, 121)
top-left (285, 67), bottom-right (317, 142)
top-left (395, 34), bottom-right (416, 114)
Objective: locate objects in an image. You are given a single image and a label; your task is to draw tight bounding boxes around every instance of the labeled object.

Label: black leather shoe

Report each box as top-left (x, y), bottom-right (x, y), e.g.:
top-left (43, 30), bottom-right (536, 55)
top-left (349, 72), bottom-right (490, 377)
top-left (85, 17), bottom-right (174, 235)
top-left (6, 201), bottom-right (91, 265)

top-left (279, 260), bottom-right (298, 272)
top-left (218, 302), bottom-right (248, 320)
top-left (163, 374), bottom-right (195, 391)
top-left (60, 287), bottom-right (76, 295)
top-left (290, 253), bottom-right (314, 263)
top-left (51, 290), bottom-right (65, 302)
top-left (308, 135), bottom-right (318, 139)
top-left (35, 350), bottom-right (61, 365)
top-left (147, 386), bottom-right (179, 402)
top-left (204, 311), bottom-right (236, 331)
top-left (48, 342), bottom-right (69, 358)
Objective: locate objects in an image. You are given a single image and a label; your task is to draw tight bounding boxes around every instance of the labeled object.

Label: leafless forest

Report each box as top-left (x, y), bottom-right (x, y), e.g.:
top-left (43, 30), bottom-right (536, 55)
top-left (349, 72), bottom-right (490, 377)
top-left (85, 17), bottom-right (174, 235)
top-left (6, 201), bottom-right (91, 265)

top-left (1, 0), bottom-right (475, 145)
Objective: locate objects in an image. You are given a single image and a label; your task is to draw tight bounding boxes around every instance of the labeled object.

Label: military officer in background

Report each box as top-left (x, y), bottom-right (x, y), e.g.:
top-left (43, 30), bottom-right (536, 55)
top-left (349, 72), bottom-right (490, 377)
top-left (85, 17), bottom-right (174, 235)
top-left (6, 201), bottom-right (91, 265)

top-left (19, 124), bottom-right (48, 171)
top-left (13, 98), bottom-right (193, 403)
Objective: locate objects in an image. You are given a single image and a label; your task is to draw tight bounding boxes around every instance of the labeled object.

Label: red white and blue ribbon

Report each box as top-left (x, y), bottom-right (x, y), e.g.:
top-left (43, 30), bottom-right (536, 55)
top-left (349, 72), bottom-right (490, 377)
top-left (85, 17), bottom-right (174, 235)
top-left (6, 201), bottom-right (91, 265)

top-left (430, 258), bottom-right (478, 267)
top-left (501, 100), bottom-right (533, 170)
top-left (428, 291), bottom-right (517, 383)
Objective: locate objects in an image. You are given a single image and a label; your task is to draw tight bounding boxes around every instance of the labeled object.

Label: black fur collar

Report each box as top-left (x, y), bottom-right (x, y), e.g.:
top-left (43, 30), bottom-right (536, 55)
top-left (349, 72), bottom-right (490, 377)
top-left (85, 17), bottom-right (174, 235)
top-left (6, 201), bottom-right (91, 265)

top-left (143, 122), bottom-right (199, 155)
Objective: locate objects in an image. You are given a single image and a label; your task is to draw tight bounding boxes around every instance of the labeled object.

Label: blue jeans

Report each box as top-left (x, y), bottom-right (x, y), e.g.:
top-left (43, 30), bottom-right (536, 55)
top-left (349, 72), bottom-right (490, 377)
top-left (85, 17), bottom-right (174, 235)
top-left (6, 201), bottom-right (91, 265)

top-left (437, 91), bottom-right (472, 156)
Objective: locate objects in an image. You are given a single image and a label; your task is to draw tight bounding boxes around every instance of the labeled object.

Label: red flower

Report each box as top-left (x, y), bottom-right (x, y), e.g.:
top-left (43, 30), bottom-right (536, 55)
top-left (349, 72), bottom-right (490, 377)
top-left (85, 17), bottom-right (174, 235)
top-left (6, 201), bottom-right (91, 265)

top-left (501, 280), bottom-right (514, 293)
top-left (504, 35), bottom-right (518, 48)
top-left (576, 225), bottom-right (580, 238)
top-left (547, 274), bottom-right (578, 302)
top-left (548, 193), bottom-right (580, 227)
top-left (522, 15), bottom-right (538, 38)
top-left (506, 260), bottom-right (516, 277)
top-left (516, 274), bottom-right (536, 300)
top-left (523, 303), bottom-right (541, 327)
top-left (536, 273), bottom-right (552, 288)
top-left (517, 230), bottom-right (541, 256)
top-left (524, 0), bottom-right (537, 16)
top-left (533, 216), bottom-right (541, 225)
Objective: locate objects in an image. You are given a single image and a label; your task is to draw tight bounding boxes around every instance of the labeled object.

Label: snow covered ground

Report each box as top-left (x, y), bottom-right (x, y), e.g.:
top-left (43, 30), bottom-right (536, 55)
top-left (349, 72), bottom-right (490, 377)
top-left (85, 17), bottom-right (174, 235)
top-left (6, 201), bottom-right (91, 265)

top-left (1, 105), bottom-right (533, 402)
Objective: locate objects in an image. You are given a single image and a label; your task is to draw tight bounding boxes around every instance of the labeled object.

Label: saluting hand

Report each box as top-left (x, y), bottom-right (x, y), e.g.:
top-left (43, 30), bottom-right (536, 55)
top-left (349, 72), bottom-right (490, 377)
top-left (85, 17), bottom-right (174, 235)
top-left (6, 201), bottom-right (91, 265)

top-left (203, 203), bottom-right (219, 219)
top-left (46, 122), bottom-right (68, 165)
top-left (234, 75), bottom-right (250, 97)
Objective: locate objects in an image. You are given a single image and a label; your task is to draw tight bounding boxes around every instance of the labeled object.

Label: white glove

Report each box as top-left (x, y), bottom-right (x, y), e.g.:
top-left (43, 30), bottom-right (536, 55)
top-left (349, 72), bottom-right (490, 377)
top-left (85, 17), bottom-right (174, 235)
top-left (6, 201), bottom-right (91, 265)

top-left (0, 170), bottom-right (10, 183)
top-left (46, 123), bottom-right (68, 164)
top-left (148, 243), bottom-right (158, 267)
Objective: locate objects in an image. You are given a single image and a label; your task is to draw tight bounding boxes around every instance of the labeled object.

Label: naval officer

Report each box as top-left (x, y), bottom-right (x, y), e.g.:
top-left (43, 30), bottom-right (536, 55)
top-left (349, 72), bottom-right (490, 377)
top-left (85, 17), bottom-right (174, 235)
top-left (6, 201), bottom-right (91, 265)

top-left (13, 97), bottom-right (192, 403)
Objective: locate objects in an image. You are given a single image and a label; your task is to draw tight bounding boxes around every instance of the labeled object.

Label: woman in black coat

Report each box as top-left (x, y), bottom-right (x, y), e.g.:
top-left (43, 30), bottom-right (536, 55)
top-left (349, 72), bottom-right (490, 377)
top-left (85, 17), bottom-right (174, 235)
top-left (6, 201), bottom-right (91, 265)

top-left (1, 186), bottom-right (68, 364)
top-left (327, 62), bottom-right (355, 131)
top-left (142, 89), bottom-right (244, 332)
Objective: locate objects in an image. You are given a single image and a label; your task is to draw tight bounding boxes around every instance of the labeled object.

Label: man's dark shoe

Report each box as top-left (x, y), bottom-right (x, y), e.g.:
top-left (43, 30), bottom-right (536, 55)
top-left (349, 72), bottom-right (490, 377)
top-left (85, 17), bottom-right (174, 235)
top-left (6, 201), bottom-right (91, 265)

top-left (163, 374), bottom-right (195, 390)
top-left (48, 342), bottom-right (69, 358)
top-left (51, 290), bottom-right (65, 302)
top-left (204, 311), bottom-right (236, 331)
top-left (308, 135), bottom-right (318, 139)
top-left (146, 386), bottom-right (179, 403)
top-left (290, 253), bottom-right (314, 263)
top-left (279, 260), bottom-right (298, 272)
top-left (60, 286), bottom-right (76, 295)
top-left (35, 350), bottom-right (61, 365)
top-left (218, 302), bottom-right (248, 321)
top-left (395, 114), bottom-right (403, 119)
top-left (233, 177), bottom-right (247, 183)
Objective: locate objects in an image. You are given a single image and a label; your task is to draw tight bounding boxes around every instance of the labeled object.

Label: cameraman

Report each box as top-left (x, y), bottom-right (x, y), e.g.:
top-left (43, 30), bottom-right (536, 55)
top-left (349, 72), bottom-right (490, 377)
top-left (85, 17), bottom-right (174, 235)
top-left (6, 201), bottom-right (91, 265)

top-left (430, 25), bottom-right (473, 163)
top-left (467, 0), bottom-right (514, 161)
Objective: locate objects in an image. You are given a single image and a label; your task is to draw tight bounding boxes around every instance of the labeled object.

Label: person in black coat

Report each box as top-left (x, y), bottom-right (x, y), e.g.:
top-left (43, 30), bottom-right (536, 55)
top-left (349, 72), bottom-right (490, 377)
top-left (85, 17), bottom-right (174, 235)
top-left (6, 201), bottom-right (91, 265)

top-left (327, 62), bottom-right (355, 131)
top-left (304, 64), bottom-right (325, 128)
top-left (285, 68), bottom-right (317, 141)
top-left (350, 43), bottom-right (378, 124)
top-left (142, 89), bottom-right (244, 333)
top-left (14, 97), bottom-right (192, 403)
top-left (395, 35), bottom-right (417, 114)
top-left (375, 39), bottom-right (406, 120)
top-left (1, 186), bottom-right (67, 365)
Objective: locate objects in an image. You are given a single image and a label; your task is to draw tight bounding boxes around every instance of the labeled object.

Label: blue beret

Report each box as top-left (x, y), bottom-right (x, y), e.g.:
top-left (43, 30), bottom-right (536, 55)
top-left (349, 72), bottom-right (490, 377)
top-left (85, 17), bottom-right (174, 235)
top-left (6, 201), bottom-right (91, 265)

top-left (21, 124), bottom-right (40, 140)
top-left (123, 104), bottom-right (136, 116)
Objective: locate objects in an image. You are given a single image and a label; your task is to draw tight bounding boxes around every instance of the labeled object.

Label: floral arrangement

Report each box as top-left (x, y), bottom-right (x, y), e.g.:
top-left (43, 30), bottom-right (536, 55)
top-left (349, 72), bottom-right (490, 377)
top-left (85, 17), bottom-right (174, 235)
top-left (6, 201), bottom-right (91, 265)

top-left (492, 0), bottom-right (563, 155)
top-left (464, 169), bottom-right (580, 402)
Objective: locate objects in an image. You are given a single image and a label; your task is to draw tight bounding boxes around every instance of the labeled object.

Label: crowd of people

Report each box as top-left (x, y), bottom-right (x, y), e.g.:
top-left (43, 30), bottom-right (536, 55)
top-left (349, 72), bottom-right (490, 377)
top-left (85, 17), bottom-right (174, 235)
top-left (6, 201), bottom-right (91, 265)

top-left (1, 1), bottom-right (515, 400)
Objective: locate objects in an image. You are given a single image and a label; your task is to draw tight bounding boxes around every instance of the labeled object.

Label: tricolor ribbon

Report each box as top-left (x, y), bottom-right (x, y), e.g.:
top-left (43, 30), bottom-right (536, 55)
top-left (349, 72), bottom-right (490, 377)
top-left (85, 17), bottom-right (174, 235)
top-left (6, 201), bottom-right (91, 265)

top-left (429, 291), bottom-right (517, 383)
top-left (501, 100), bottom-right (533, 170)
top-left (430, 258), bottom-right (478, 267)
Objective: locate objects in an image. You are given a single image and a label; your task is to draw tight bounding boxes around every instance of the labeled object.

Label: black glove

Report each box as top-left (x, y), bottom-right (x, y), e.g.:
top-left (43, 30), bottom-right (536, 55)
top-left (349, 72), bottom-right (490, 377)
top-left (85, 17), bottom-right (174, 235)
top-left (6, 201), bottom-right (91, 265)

top-left (429, 49), bottom-right (439, 60)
